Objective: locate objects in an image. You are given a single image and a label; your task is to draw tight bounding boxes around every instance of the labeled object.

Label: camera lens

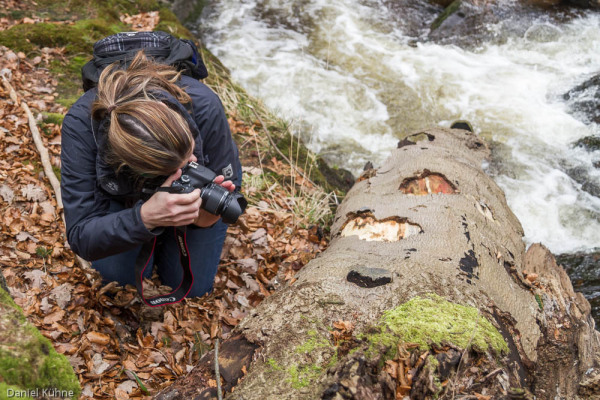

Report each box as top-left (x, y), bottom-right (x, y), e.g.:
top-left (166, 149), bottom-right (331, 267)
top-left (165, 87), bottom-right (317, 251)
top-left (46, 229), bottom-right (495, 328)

top-left (220, 193), bottom-right (248, 224)
top-left (200, 183), bottom-right (229, 215)
top-left (200, 183), bottom-right (248, 224)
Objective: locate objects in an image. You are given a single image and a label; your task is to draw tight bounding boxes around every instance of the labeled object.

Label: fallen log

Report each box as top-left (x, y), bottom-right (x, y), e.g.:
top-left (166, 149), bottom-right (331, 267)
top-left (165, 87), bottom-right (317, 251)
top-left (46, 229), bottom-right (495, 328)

top-left (155, 128), bottom-right (600, 399)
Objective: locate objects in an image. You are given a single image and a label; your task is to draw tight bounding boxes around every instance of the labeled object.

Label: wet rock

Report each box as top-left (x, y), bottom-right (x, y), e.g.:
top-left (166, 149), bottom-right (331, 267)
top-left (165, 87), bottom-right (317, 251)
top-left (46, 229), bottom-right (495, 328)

top-left (450, 120), bottom-right (474, 132)
top-left (524, 22), bottom-right (562, 43)
top-left (317, 158), bottom-right (356, 193)
top-left (429, 0), bottom-right (456, 7)
top-left (574, 135), bottom-right (600, 152)
top-left (564, 74), bottom-right (600, 125)
top-left (564, 165), bottom-right (600, 197)
top-left (527, 0), bottom-right (562, 6)
top-left (556, 249), bottom-right (600, 325)
top-left (427, 0), bottom-right (586, 48)
top-left (564, 0), bottom-right (600, 9)
top-left (485, 140), bottom-right (519, 179)
top-left (347, 267), bottom-right (393, 288)
top-left (381, 0), bottom-right (443, 38)
top-left (427, 0), bottom-right (513, 47)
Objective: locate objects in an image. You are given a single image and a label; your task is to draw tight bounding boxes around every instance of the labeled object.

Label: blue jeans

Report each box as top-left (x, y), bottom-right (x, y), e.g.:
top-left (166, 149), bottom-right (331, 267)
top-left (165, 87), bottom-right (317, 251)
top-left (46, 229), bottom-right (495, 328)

top-left (92, 211), bottom-right (228, 298)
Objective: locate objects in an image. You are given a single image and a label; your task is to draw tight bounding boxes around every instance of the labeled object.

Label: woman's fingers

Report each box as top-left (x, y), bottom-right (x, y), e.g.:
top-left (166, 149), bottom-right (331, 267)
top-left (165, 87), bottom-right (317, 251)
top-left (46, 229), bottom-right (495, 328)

top-left (161, 169), bottom-right (183, 187)
top-left (213, 175), bottom-right (236, 192)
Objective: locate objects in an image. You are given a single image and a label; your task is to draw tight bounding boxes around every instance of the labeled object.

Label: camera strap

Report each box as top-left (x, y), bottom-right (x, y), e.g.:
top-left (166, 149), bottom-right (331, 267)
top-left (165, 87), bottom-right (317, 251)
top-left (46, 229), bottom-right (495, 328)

top-left (134, 226), bottom-right (194, 307)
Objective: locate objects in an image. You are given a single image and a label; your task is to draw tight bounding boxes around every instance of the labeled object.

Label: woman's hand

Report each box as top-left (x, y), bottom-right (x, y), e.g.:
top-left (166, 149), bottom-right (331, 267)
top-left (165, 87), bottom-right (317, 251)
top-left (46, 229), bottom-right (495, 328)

top-left (192, 175), bottom-right (236, 227)
top-left (213, 175), bottom-right (236, 192)
top-left (140, 169), bottom-right (202, 230)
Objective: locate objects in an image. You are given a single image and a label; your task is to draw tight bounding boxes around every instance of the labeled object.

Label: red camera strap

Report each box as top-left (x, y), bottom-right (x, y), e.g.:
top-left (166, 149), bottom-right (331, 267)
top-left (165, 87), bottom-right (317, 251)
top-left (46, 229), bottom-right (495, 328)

top-left (134, 227), bottom-right (194, 307)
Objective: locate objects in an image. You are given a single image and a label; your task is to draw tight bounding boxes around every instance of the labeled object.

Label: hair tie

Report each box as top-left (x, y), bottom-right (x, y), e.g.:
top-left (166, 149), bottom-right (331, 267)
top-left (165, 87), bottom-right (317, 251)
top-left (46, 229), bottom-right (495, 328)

top-left (106, 104), bottom-right (117, 115)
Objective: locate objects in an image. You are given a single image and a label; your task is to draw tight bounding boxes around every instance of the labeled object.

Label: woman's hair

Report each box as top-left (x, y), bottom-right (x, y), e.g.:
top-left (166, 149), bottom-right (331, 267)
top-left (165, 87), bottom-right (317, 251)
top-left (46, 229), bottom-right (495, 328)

top-left (92, 51), bottom-right (194, 177)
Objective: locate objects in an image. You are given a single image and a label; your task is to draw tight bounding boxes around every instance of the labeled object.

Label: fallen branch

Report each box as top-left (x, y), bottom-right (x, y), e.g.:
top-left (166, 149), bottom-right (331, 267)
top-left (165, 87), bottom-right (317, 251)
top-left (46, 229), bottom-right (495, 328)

top-left (215, 338), bottom-right (223, 400)
top-left (1, 74), bottom-right (92, 271)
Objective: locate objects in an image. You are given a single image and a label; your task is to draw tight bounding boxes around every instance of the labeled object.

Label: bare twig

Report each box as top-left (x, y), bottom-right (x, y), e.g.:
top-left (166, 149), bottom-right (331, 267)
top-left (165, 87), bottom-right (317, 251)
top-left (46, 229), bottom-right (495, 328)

top-left (2, 75), bottom-right (61, 205)
top-left (215, 338), bottom-right (223, 400)
top-left (1, 75), bottom-right (92, 272)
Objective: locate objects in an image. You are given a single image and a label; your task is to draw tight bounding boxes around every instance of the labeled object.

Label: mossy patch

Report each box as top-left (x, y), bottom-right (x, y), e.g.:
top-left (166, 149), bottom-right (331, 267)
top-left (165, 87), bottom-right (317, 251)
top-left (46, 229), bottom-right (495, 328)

top-left (33, 0), bottom-right (159, 21)
top-left (264, 329), bottom-right (336, 391)
top-left (0, 288), bottom-right (80, 398)
top-left (287, 364), bottom-right (323, 389)
top-left (0, 19), bottom-right (125, 55)
top-left (0, 382), bottom-right (34, 400)
top-left (41, 112), bottom-right (65, 126)
top-left (367, 294), bottom-right (508, 357)
top-left (295, 329), bottom-right (331, 354)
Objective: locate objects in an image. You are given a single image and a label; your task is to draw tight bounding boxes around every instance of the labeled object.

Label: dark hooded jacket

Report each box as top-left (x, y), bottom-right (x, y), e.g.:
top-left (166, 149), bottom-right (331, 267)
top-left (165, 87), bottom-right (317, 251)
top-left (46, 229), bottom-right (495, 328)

top-left (60, 75), bottom-right (241, 261)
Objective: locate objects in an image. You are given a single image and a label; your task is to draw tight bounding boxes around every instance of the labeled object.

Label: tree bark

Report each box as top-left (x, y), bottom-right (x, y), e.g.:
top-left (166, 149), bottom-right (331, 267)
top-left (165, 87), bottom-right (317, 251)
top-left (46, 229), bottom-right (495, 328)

top-left (155, 128), bottom-right (600, 400)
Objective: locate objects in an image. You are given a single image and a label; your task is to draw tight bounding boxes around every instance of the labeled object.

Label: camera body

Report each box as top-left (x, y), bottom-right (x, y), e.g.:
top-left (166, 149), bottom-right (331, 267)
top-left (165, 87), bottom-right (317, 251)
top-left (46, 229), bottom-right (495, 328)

top-left (171, 162), bottom-right (247, 224)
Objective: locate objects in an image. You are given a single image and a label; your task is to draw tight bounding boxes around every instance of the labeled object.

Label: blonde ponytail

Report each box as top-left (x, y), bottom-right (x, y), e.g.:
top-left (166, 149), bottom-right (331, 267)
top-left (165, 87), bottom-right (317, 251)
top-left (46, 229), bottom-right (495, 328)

top-left (92, 51), bottom-right (194, 176)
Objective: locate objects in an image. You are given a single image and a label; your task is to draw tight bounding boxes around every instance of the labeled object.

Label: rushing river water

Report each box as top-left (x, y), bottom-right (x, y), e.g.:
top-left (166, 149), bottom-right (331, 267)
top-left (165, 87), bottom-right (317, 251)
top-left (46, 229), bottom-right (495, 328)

top-left (199, 0), bottom-right (600, 257)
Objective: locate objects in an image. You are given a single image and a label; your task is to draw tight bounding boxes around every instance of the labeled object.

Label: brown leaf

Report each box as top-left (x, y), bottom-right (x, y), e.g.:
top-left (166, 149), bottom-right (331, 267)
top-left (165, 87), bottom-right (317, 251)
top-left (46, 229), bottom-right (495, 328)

top-left (24, 269), bottom-right (46, 288)
top-left (91, 353), bottom-right (111, 375)
top-left (50, 283), bottom-right (72, 308)
top-left (43, 309), bottom-right (65, 325)
top-left (86, 331), bottom-right (111, 346)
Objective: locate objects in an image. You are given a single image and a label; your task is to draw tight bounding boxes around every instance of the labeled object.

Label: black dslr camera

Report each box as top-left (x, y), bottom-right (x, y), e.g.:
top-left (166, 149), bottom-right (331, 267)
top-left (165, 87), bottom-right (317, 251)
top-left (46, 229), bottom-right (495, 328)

top-left (170, 162), bottom-right (247, 224)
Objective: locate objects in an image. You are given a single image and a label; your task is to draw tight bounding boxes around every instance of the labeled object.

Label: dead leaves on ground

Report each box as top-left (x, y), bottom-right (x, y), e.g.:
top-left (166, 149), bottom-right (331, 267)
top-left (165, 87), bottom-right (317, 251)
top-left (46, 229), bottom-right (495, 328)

top-left (0, 39), bottom-right (329, 400)
top-left (120, 12), bottom-right (160, 32)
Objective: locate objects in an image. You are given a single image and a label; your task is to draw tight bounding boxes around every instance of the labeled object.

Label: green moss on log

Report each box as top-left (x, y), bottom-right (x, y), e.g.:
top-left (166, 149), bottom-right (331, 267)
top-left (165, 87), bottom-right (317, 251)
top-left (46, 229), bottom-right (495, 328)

top-left (367, 294), bottom-right (508, 357)
top-left (0, 288), bottom-right (80, 399)
top-left (295, 329), bottom-right (331, 355)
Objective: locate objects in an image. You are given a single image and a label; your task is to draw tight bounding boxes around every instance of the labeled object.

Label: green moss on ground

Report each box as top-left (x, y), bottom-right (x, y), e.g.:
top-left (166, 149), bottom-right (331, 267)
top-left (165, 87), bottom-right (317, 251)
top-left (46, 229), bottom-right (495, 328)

top-left (367, 294), bottom-right (508, 358)
top-left (0, 16), bottom-right (126, 107)
top-left (41, 112), bottom-right (65, 125)
top-left (33, 0), bottom-right (159, 21)
top-left (0, 19), bottom-right (125, 55)
top-left (0, 382), bottom-right (34, 400)
top-left (0, 288), bottom-right (80, 399)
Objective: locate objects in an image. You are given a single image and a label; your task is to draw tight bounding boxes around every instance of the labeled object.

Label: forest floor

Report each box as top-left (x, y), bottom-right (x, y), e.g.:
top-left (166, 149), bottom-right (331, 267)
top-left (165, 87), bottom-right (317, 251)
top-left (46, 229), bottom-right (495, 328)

top-left (0, 7), bottom-right (334, 399)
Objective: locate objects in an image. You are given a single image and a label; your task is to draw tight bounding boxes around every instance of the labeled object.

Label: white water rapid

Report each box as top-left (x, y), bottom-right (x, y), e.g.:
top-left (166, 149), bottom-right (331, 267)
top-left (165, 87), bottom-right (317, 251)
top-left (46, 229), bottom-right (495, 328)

top-left (200, 0), bottom-right (600, 255)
